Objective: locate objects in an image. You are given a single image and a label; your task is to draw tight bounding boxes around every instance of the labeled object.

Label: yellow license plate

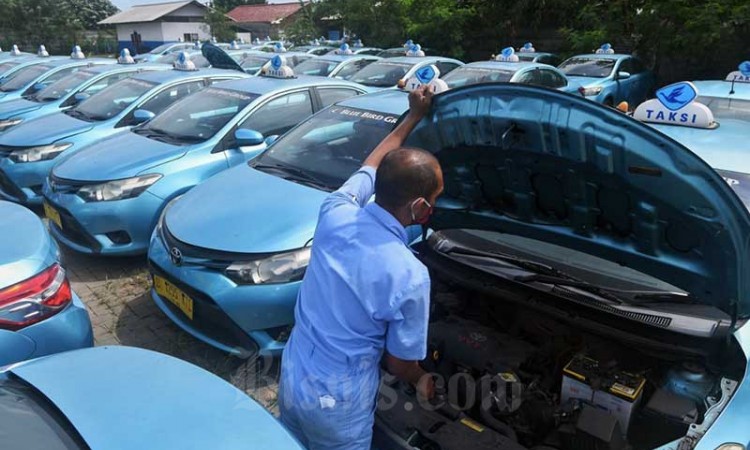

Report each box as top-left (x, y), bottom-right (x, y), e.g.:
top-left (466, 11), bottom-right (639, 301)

top-left (43, 202), bottom-right (62, 229)
top-left (153, 275), bottom-right (194, 320)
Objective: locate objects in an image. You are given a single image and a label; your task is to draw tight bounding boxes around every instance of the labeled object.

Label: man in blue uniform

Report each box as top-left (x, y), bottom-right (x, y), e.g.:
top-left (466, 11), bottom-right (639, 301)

top-left (279, 85), bottom-right (441, 450)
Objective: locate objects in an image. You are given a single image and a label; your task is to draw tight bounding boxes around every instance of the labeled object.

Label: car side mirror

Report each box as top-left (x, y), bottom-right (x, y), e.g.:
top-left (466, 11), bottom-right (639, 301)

top-left (235, 128), bottom-right (264, 147)
top-left (73, 92), bottom-right (90, 103)
top-left (132, 109), bottom-right (156, 124)
top-left (617, 71), bottom-right (631, 80)
top-left (264, 135), bottom-right (279, 146)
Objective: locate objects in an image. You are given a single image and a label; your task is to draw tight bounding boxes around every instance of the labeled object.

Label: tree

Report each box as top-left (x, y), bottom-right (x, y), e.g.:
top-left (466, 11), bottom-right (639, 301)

top-left (211, 0), bottom-right (265, 11)
top-left (203, 7), bottom-right (237, 42)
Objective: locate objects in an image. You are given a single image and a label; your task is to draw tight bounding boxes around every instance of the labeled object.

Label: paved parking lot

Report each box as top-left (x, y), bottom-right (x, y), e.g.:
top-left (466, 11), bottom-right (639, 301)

top-left (61, 244), bottom-right (281, 414)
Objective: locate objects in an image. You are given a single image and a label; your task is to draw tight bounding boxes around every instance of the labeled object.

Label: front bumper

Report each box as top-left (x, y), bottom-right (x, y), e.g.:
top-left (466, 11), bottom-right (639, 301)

top-left (148, 226), bottom-right (300, 356)
top-left (43, 185), bottom-right (165, 256)
top-left (0, 157), bottom-right (56, 204)
top-left (0, 291), bottom-right (94, 366)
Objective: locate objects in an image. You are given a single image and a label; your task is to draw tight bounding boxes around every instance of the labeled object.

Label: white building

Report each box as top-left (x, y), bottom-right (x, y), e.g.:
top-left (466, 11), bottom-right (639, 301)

top-left (99, 1), bottom-right (210, 55)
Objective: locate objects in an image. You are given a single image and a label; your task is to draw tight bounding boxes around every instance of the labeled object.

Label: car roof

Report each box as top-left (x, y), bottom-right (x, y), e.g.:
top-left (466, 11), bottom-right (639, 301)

top-left (694, 80), bottom-right (750, 101)
top-left (568, 53), bottom-right (631, 60)
top-left (316, 54), bottom-right (377, 63)
top-left (386, 56), bottom-right (462, 65)
top-left (30, 57), bottom-right (111, 68)
top-left (517, 51), bottom-right (555, 57)
top-left (84, 62), bottom-right (171, 74)
top-left (215, 74), bottom-right (365, 94)
top-left (133, 67), bottom-right (242, 83)
top-left (461, 60), bottom-right (543, 71)
top-left (337, 88), bottom-right (409, 115)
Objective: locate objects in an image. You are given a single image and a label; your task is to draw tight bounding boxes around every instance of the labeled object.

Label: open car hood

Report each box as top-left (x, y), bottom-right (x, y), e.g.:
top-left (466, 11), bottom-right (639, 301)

top-left (407, 83), bottom-right (750, 317)
top-left (201, 42), bottom-right (245, 73)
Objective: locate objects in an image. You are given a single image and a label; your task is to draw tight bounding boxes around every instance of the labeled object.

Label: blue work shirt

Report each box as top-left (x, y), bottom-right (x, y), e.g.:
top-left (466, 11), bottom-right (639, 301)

top-left (282, 165), bottom-right (431, 400)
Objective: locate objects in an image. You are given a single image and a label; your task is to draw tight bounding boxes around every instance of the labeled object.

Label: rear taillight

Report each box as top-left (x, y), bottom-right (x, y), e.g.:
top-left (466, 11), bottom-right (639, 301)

top-left (0, 264), bottom-right (72, 331)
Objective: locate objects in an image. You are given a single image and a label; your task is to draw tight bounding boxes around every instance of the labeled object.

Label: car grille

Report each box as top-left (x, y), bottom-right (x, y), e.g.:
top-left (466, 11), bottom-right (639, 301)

top-left (149, 263), bottom-right (258, 353)
top-left (48, 202), bottom-right (103, 252)
top-left (0, 169), bottom-right (25, 201)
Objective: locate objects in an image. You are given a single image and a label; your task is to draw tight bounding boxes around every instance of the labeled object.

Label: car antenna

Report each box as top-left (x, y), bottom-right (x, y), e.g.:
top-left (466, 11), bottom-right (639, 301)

top-left (729, 77), bottom-right (736, 95)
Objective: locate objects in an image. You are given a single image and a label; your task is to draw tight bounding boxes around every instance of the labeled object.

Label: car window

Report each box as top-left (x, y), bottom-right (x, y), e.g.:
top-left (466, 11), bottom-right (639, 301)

top-left (82, 71), bottom-right (136, 95)
top-left (559, 57), bottom-right (616, 78)
top-left (238, 90), bottom-right (313, 137)
top-left (119, 80), bottom-right (205, 127)
top-left (538, 69), bottom-right (567, 88)
top-left (514, 69), bottom-right (539, 85)
top-left (345, 61), bottom-right (412, 87)
top-left (240, 55), bottom-right (272, 73)
top-left (443, 67), bottom-right (515, 88)
top-left (0, 64), bottom-right (52, 91)
top-left (435, 61), bottom-right (460, 77)
top-left (538, 55), bottom-right (560, 66)
top-left (619, 58), bottom-right (634, 74)
top-left (34, 70), bottom-right (97, 102)
top-left (317, 88), bottom-right (361, 108)
top-left (334, 59), bottom-right (375, 79)
top-left (0, 375), bottom-right (87, 450)
top-left (294, 59), bottom-right (339, 77)
top-left (698, 96), bottom-right (750, 122)
top-left (70, 77), bottom-right (157, 121)
top-left (630, 58), bottom-right (646, 74)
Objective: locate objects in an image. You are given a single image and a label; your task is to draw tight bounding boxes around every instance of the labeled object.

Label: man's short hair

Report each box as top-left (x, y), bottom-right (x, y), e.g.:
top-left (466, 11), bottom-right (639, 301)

top-left (375, 147), bottom-right (440, 211)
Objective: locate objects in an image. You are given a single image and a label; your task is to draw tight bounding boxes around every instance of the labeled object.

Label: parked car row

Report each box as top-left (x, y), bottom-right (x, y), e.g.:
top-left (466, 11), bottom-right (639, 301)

top-left (1, 37), bottom-right (749, 449)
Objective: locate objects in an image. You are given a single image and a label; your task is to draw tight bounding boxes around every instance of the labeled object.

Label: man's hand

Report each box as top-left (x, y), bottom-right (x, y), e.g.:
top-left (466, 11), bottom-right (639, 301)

top-left (407, 84), bottom-right (434, 120)
top-left (416, 372), bottom-right (435, 401)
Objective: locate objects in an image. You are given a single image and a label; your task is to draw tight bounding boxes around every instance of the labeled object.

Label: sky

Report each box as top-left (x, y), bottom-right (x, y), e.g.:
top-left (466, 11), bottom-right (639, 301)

top-left (111, 0), bottom-right (293, 10)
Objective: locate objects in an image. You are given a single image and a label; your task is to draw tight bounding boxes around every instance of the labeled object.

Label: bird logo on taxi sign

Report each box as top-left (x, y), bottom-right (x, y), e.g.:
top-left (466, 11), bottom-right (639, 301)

top-left (416, 65), bottom-right (436, 84)
top-left (740, 61), bottom-right (750, 77)
top-left (501, 47), bottom-right (514, 58)
top-left (656, 82), bottom-right (697, 111)
top-left (271, 55), bottom-right (283, 70)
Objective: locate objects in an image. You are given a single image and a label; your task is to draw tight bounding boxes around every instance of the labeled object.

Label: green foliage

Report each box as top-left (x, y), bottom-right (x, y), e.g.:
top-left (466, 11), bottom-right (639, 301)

top-left (283, 1), bottom-right (319, 44)
top-left (204, 7), bottom-right (236, 42)
top-left (212, 0), bottom-right (265, 11)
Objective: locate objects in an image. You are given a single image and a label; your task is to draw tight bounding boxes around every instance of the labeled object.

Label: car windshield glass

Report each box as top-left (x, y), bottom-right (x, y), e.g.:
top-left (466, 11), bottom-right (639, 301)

top-left (136, 87), bottom-right (258, 144)
top-left (240, 55), bottom-right (271, 72)
top-left (0, 61), bottom-right (21, 74)
top-left (345, 61), bottom-right (412, 87)
top-left (0, 375), bottom-right (87, 450)
top-left (294, 59), bottom-right (338, 77)
top-left (255, 105), bottom-right (399, 188)
top-left (71, 77), bottom-right (156, 121)
top-left (443, 67), bottom-right (515, 88)
top-left (0, 64), bottom-right (51, 91)
top-left (559, 57), bottom-right (615, 78)
top-left (149, 43), bottom-right (176, 54)
top-left (518, 54), bottom-right (535, 62)
top-left (698, 95), bottom-right (750, 122)
top-left (34, 70), bottom-right (96, 102)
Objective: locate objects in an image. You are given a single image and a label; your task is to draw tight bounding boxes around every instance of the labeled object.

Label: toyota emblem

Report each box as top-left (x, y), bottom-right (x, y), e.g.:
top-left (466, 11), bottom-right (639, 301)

top-left (169, 247), bottom-right (183, 266)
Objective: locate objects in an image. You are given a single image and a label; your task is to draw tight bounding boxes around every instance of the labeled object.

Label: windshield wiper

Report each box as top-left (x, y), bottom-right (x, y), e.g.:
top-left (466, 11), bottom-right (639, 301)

top-left (133, 127), bottom-right (185, 144)
top-left (444, 246), bottom-right (566, 278)
top-left (252, 162), bottom-right (333, 190)
top-left (514, 273), bottom-right (625, 304)
top-left (65, 109), bottom-right (93, 121)
top-left (625, 291), bottom-right (703, 305)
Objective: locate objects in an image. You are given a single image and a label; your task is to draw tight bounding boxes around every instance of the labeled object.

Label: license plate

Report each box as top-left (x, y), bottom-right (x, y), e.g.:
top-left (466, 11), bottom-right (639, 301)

top-left (153, 275), bottom-right (194, 320)
top-left (43, 202), bottom-right (62, 229)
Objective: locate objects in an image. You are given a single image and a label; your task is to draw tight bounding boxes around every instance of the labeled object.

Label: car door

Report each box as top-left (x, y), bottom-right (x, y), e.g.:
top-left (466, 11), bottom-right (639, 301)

top-left (222, 89), bottom-right (314, 166)
top-left (537, 68), bottom-right (570, 93)
top-left (116, 79), bottom-right (206, 128)
top-left (614, 58), bottom-right (637, 104)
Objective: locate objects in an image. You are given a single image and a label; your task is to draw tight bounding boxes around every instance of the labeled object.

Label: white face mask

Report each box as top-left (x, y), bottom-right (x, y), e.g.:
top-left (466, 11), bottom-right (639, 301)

top-left (410, 197), bottom-right (432, 225)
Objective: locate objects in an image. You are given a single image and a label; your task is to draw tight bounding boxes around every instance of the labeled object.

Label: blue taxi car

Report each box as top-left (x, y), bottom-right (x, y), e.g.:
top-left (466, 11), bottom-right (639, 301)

top-left (42, 56), bottom-right (368, 256)
top-left (148, 89), bottom-right (410, 355)
top-left (0, 57), bottom-right (246, 206)
top-left (2, 346), bottom-right (302, 449)
top-left (442, 58), bottom-right (582, 94)
top-left (293, 53), bottom-right (380, 79)
top-left (344, 55), bottom-right (463, 88)
top-left (133, 42), bottom-right (196, 63)
top-left (559, 44), bottom-right (654, 106)
top-left (238, 50), bottom-right (315, 75)
top-left (0, 200), bottom-right (92, 366)
top-left (0, 58), bottom-right (170, 133)
top-left (513, 42), bottom-right (561, 66)
top-left (0, 53), bottom-right (115, 105)
top-left (0, 45), bottom-right (30, 60)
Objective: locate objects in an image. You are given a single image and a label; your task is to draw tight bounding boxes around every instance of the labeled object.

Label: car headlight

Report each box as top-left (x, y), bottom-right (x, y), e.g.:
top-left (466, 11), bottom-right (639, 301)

top-left (77, 174), bottom-right (162, 202)
top-left (226, 247), bottom-right (312, 285)
top-left (580, 86), bottom-right (603, 96)
top-left (0, 118), bottom-right (22, 130)
top-left (8, 143), bottom-right (71, 163)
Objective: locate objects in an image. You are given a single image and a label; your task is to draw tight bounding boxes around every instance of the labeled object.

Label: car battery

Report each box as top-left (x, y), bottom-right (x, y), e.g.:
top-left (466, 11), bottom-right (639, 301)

top-left (561, 354), bottom-right (646, 434)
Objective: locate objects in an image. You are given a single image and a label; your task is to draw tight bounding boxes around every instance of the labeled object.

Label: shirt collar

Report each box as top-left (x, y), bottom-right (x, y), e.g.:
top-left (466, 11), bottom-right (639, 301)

top-left (364, 202), bottom-right (409, 245)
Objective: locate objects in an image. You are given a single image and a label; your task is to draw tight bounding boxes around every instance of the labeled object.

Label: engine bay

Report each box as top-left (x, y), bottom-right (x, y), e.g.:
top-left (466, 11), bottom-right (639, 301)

top-left (374, 279), bottom-right (744, 450)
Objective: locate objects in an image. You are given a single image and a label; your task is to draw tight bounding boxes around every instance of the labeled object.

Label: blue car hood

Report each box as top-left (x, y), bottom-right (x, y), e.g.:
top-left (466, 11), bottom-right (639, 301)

top-left (566, 75), bottom-right (606, 88)
top-left (0, 201), bottom-right (51, 287)
top-left (0, 98), bottom-right (40, 119)
top-left (53, 132), bottom-right (186, 182)
top-left (0, 112), bottom-right (92, 146)
top-left (407, 84), bottom-right (750, 316)
top-left (166, 164), bottom-right (327, 253)
top-left (8, 346), bottom-right (302, 450)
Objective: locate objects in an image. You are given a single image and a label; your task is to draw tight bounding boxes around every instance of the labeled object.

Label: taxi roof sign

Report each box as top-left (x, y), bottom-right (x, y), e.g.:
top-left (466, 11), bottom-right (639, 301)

top-left (519, 42), bottom-right (535, 53)
top-left (496, 46), bottom-right (519, 62)
top-left (262, 54), bottom-right (294, 78)
top-left (230, 40), bottom-right (240, 50)
top-left (336, 43), bottom-right (353, 55)
top-left (37, 45), bottom-right (49, 57)
top-left (403, 39), bottom-right (414, 49)
top-left (406, 44), bottom-right (425, 57)
top-left (273, 42), bottom-right (287, 53)
top-left (173, 51), bottom-right (198, 71)
top-left (118, 48), bottom-right (135, 64)
top-left (353, 39), bottom-right (364, 48)
top-left (403, 64), bottom-right (448, 94)
top-left (70, 45), bottom-right (85, 59)
top-left (634, 81), bottom-right (716, 129)
top-left (10, 45), bottom-right (21, 56)
top-left (725, 61), bottom-right (750, 84)
top-left (596, 43), bottom-right (615, 54)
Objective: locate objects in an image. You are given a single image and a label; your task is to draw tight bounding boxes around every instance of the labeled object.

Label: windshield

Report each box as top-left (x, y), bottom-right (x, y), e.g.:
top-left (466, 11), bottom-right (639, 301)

top-left (559, 57), bottom-right (615, 78)
top-left (71, 77), bottom-right (156, 121)
top-left (0, 374), bottom-right (87, 449)
top-left (0, 61), bottom-right (21, 74)
top-left (518, 54), bottom-right (535, 62)
top-left (698, 95), bottom-right (750, 122)
top-left (0, 64), bottom-right (51, 91)
top-left (443, 67), bottom-right (516, 88)
top-left (149, 43), bottom-right (177, 54)
top-left (136, 87), bottom-right (258, 144)
top-left (240, 55), bottom-right (272, 73)
top-left (294, 59), bottom-right (339, 77)
top-left (255, 106), bottom-right (399, 188)
top-left (34, 70), bottom-right (96, 102)
top-left (345, 61), bottom-right (412, 87)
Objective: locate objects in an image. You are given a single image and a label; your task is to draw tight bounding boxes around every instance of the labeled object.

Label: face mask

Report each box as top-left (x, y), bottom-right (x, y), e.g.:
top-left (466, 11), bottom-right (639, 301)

top-left (410, 198), bottom-right (433, 225)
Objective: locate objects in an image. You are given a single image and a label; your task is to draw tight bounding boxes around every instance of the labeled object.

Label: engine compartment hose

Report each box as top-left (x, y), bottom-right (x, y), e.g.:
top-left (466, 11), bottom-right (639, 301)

top-left (477, 375), bottom-right (518, 442)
